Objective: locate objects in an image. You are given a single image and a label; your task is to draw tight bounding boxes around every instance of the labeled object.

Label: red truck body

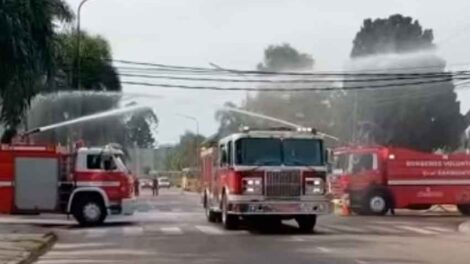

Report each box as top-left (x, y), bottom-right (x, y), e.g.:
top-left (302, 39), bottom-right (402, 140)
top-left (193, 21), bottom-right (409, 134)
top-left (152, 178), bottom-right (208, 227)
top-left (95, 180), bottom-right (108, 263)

top-left (329, 146), bottom-right (470, 215)
top-left (201, 128), bottom-right (332, 231)
top-left (0, 143), bottom-right (137, 226)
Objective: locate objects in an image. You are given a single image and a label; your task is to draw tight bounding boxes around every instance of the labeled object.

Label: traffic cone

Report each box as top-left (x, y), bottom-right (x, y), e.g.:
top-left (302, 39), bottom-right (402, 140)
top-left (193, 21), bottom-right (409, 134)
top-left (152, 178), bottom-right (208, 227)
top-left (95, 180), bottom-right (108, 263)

top-left (340, 194), bottom-right (351, 216)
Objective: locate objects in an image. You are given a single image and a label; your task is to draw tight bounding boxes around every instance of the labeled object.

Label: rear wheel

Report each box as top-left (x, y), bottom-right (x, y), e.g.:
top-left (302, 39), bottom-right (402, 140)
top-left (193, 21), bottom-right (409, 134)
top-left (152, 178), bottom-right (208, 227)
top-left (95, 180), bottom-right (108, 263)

top-left (295, 215), bottom-right (317, 233)
top-left (362, 190), bottom-right (391, 216)
top-left (73, 198), bottom-right (107, 227)
top-left (221, 194), bottom-right (238, 230)
top-left (457, 204), bottom-right (470, 215)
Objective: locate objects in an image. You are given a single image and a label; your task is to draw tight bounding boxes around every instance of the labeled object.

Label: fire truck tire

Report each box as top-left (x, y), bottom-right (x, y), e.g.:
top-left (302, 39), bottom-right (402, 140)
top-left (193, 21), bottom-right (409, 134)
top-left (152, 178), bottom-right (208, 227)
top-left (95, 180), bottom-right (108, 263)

top-left (457, 204), bottom-right (470, 215)
top-left (221, 194), bottom-right (238, 230)
top-left (204, 195), bottom-right (219, 223)
top-left (363, 190), bottom-right (391, 216)
top-left (295, 215), bottom-right (317, 232)
top-left (73, 197), bottom-right (107, 227)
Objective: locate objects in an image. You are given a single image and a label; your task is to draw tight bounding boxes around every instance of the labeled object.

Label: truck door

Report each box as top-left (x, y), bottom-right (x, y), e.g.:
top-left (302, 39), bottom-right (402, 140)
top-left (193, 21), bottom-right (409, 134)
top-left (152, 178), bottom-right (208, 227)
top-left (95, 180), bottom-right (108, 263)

top-left (15, 157), bottom-right (59, 211)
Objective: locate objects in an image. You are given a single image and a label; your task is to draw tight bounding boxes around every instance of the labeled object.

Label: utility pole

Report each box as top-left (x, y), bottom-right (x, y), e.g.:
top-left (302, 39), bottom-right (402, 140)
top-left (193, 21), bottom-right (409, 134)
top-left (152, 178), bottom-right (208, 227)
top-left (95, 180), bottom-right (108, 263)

top-left (352, 90), bottom-right (358, 143)
top-left (76, 0), bottom-right (94, 89)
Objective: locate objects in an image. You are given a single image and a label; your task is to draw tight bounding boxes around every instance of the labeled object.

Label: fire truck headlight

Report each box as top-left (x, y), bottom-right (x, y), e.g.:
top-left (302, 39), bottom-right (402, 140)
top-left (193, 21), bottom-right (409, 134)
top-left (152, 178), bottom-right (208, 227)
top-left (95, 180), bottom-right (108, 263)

top-left (242, 177), bottom-right (263, 195)
top-left (305, 177), bottom-right (325, 195)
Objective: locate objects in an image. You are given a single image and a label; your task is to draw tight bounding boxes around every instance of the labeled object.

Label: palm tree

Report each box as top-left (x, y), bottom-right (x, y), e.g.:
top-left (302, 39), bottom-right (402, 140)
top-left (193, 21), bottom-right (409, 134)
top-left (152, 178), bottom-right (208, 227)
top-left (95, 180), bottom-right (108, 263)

top-left (0, 0), bottom-right (73, 130)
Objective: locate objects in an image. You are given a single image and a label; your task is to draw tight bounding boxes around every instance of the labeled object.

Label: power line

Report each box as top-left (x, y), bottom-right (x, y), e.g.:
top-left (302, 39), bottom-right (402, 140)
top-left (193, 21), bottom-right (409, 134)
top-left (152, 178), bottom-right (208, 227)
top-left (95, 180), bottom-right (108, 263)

top-left (113, 59), bottom-right (470, 77)
top-left (119, 72), bottom-right (470, 84)
top-left (121, 77), bottom-right (465, 92)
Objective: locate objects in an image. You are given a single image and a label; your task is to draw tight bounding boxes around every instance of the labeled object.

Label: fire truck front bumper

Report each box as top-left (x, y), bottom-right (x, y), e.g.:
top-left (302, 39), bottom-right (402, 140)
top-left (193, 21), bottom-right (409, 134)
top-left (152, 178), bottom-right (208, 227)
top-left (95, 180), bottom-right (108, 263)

top-left (226, 196), bottom-right (332, 215)
top-left (120, 197), bottom-right (138, 215)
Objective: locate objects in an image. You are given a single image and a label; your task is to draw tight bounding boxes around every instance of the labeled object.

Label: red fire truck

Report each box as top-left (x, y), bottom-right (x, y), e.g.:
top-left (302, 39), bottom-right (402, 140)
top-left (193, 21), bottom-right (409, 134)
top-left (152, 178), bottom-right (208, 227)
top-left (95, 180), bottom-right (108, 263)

top-left (200, 127), bottom-right (332, 231)
top-left (329, 146), bottom-right (470, 215)
top-left (0, 143), bottom-right (137, 226)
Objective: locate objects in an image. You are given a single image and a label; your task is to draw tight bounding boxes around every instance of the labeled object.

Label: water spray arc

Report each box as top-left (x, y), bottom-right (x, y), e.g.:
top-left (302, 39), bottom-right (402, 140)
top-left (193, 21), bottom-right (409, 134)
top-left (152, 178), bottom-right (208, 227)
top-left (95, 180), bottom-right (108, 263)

top-left (222, 106), bottom-right (339, 141)
top-left (23, 105), bottom-right (150, 136)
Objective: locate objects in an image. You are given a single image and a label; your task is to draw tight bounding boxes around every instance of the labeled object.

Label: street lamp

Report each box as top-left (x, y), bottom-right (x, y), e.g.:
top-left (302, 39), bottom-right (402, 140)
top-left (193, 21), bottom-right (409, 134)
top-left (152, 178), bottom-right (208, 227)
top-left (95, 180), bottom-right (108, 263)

top-left (76, 0), bottom-right (94, 89)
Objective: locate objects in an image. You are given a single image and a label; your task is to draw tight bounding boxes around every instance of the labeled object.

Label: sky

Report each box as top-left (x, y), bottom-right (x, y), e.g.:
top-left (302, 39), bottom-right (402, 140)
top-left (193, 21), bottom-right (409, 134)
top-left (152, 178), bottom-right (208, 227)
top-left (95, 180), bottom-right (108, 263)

top-left (66, 0), bottom-right (470, 144)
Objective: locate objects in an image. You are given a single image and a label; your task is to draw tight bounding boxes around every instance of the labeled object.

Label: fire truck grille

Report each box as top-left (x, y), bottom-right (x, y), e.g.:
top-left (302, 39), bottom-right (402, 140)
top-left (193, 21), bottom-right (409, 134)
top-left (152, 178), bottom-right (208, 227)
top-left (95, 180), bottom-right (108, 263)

top-left (265, 171), bottom-right (301, 197)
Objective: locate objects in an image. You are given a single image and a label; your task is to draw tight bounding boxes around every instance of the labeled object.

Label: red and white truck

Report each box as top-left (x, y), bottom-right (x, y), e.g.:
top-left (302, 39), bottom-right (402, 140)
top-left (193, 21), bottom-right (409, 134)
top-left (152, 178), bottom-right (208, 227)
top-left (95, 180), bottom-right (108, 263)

top-left (200, 127), bottom-right (332, 231)
top-left (0, 142), bottom-right (137, 226)
top-left (329, 146), bottom-right (470, 215)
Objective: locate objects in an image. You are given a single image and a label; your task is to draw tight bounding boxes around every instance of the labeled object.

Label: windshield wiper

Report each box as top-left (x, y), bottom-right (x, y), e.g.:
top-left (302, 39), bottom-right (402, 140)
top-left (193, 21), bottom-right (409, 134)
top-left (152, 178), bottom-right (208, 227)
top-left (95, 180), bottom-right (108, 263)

top-left (287, 159), bottom-right (319, 171)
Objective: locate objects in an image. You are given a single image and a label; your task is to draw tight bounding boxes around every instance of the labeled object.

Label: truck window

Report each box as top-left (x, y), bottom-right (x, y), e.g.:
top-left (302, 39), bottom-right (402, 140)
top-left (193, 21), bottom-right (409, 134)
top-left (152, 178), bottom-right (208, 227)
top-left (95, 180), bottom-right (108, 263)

top-left (351, 153), bottom-right (374, 174)
top-left (227, 141), bottom-right (233, 166)
top-left (87, 154), bottom-right (102, 169)
top-left (283, 139), bottom-right (323, 166)
top-left (219, 144), bottom-right (228, 167)
top-left (235, 138), bottom-right (282, 166)
top-left (334, 153), bottom-right (349, 172)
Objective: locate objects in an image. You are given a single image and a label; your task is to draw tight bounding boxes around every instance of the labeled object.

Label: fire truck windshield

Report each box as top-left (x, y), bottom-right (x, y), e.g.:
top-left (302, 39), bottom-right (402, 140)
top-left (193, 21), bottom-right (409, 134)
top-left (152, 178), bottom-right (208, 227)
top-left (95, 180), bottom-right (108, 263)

top-left (235, 138), bottom-right (323, 166)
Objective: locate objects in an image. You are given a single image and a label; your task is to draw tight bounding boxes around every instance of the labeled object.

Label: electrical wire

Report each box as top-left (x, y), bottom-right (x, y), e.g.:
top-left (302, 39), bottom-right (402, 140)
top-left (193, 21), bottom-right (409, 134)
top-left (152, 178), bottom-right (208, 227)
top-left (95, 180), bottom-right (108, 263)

top-left (118, 72), bottom-right (470, 84)
top-left (121, 76), bottom-right (467, 92)
top-left (113, 59), bottom-right (470, 77)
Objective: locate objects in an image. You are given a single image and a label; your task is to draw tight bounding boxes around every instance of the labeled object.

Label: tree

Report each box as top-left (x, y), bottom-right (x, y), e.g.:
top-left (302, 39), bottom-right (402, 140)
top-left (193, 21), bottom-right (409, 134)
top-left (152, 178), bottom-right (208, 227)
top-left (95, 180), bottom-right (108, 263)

top-left (126, 109), bottom-right (158, 148)
top-left (0, 0), bottom-right (72, 131)
top-left (351, 14), bottom-right (434, 57)
top-left (164, 131), bottom-right (205, 170)
top-left (257, 43), bottom-right (314, 71)
top-left (345, 14), bottom-right (466, 151)
top-left (215, 43), bottom-right (339, 141)
top-left (54, 31), bottom-right (121, 91)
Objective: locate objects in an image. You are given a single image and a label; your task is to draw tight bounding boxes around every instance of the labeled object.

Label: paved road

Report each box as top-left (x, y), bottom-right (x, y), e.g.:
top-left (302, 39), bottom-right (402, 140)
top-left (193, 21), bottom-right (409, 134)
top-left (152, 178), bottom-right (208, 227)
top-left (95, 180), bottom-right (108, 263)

top-left (1, 189), bottom-right (470, 264)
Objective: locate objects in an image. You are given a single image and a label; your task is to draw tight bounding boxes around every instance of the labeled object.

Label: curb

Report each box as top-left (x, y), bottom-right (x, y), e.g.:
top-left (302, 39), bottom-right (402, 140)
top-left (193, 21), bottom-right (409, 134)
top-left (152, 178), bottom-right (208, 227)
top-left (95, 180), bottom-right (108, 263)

top-left (458, 221), bottom-right (470, 234)
top-left (8, 232), bottom-right (57, 264)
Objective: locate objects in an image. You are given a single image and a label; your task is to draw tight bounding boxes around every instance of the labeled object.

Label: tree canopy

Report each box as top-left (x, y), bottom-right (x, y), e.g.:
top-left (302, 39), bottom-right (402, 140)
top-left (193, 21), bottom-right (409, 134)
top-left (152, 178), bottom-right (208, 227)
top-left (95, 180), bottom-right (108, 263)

top-left (351, 14), bottom-right (435, 57)
top-left (257, 43), bottom-right (314, 71)
top-left (215, 43), bottom-right (336, 140)
top-left (0, 0), bottom-right (72, 128)
top-left (346, 14), bottom-right (466, 151)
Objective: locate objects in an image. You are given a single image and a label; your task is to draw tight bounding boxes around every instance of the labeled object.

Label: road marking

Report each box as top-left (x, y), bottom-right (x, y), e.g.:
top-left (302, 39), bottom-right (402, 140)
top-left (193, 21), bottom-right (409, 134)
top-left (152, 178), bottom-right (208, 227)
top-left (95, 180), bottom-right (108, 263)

top-left (355, 260), bottom-right (369, 264)
top-left (424, 226), bottom-right (454, 233)
top-left (160, 226), bottom-right (183, 235)
top-left (315, 226), bottom-right (336, 233)
top-left (37, 260), bottom-right (123, 264)
top-left (316, 246), bottom-right (332, 253)
top-left (85, 229), bottom-right (108, 238)
top-left (328, 225), bottom-right (364, 233)
top-left (195, 225), bottom-right (225, 235)
top-left (171, 208), bottom-right (183, 212)
top-left (123, 226), bottom-right (144, 236)
top-left (289, 236), bottom-right (305, 242)
top-left (398, 225), bottom-right (438, 235)
top-left (53, 243), bottom-right (115, 250)
top-left (366, 226), bottom-right (401, 233)
top-left (45, 249), bottom-right (155, 256)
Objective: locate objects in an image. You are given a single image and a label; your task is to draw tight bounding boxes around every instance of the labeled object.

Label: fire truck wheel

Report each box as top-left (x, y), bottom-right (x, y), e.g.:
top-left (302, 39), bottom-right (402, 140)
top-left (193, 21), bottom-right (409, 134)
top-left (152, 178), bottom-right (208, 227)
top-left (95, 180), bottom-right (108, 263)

top-left (73, 198), bottom-right (107, 226)
top-left (295, 215), bottom-right (317, 232)
top-left (364, 190), bottom-right (390, 216)
top-left (221, 194), bottom-right (238, 230)
top-left (204, 196), bottom-right (219, 223)
top-left (457, 204), bottom-right (470, 215)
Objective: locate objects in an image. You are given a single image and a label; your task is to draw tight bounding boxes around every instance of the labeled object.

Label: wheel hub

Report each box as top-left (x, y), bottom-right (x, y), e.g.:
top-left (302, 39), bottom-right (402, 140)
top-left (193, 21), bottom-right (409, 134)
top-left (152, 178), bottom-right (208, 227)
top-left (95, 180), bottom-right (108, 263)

top-left (83, 203), bottom-right (101, 221)
top-left (370, 196), bottom-right (386, 212)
